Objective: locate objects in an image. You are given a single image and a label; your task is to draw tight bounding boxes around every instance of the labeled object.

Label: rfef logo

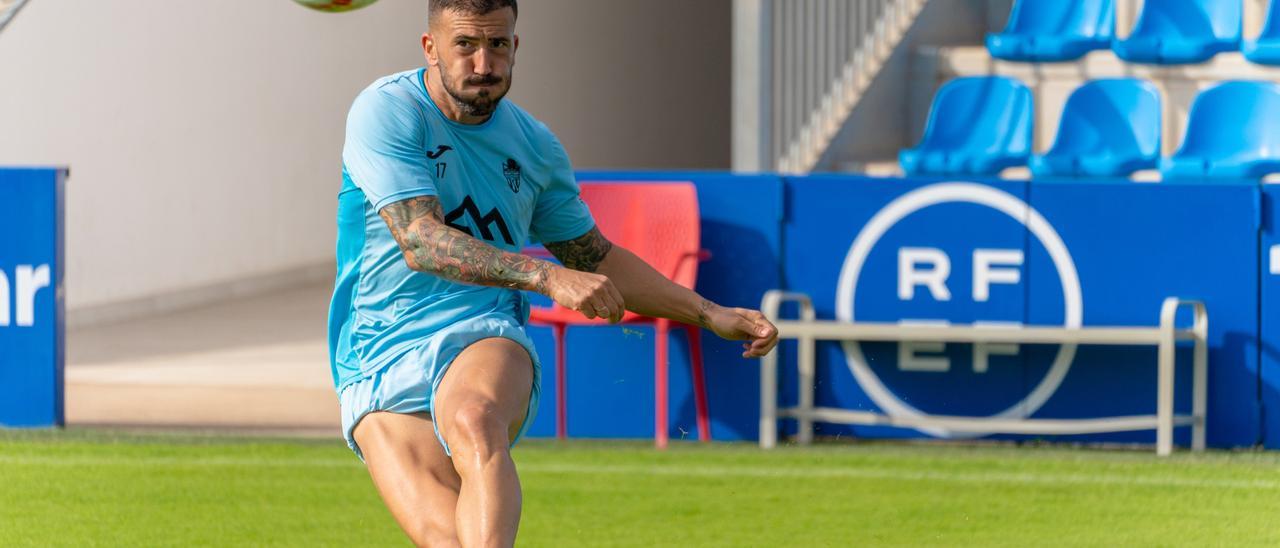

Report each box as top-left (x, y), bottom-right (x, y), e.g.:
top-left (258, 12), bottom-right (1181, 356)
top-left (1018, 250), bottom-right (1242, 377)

top-left (0, 264), bottom-right (51, 327)
top-left (835, 183), bottom-right (1082, 437)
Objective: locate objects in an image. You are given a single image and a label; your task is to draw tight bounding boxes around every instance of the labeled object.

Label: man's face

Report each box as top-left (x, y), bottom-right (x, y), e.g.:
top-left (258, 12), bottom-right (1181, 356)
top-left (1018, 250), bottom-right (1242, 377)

top-left (424, 7), bottom-right (518, 118)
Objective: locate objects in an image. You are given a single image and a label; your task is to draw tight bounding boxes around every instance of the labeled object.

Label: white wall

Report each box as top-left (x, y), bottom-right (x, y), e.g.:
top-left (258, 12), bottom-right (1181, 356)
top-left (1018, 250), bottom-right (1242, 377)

top-left (0, 0), bottom-right (426, 312)
top-left (0, 0), bottom-right (730, 316)
top-left (510, 0), bottom-right (731, 170)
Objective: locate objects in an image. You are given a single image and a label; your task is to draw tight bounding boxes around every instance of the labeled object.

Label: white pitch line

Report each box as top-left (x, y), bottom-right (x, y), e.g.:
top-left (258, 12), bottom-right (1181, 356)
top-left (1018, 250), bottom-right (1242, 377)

top-left (0, 454), bottom-right (1274, 491)
top-left (519, 463), bottom-right (1280, 491)
top-left (0, 455), bottom-right (359, 469)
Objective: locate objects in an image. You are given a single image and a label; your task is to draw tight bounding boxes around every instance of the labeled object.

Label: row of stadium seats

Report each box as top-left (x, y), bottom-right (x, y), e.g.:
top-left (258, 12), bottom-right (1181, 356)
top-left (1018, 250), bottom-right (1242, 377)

top-left (988, 0), bottom-right (1280, 65)
top-left (899, 76), bottom-right (1280, 180)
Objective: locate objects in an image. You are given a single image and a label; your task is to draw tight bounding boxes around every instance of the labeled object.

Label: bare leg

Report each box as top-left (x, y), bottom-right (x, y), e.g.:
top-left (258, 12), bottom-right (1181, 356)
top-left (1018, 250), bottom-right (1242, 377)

top-left (434, 337), bottom-right (533, 548)
top-left (354, 411), bottom-right (463, 547)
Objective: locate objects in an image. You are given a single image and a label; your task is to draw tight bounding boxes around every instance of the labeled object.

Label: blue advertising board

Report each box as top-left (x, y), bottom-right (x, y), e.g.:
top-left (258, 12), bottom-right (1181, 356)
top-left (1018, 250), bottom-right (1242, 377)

top-left (4, 166), bottom-right (1266, 447)
top-left (783, 176), bottom-right (1032, 440)
top-left (0, 168), bottom-right (66, 428)
top-left (781, 176), bottom-right (1261, 447)
top-left (1025, 181), bottom-right (1260, 447)
top-left (1262, 185), bottom-right (1280, 449)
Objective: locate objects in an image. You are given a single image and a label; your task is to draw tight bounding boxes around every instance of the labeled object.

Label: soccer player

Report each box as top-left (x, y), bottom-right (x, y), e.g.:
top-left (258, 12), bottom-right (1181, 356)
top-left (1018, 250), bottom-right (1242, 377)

top-left (329, 0), bottom-right (779, 545)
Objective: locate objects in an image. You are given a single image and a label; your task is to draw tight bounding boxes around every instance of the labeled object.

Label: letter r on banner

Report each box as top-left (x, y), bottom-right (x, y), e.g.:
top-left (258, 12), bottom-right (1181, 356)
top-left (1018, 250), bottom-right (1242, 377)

top-left (16, 265), bottom-right (50, 327)
top-left (899, 247), bottom-right (952, 301)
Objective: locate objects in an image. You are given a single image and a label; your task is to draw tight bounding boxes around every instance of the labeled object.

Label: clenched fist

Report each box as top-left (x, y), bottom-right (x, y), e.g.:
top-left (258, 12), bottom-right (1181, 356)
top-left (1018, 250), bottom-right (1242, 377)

top-left (703, 304), bottom-right (779, 358)
top-left (544, 266), bottom-right (626, 323)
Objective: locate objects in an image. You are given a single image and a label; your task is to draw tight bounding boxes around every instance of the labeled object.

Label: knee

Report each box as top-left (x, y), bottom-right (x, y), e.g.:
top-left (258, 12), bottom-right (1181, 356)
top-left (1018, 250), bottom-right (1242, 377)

top-left (447, 402), bottom-right (509, 457)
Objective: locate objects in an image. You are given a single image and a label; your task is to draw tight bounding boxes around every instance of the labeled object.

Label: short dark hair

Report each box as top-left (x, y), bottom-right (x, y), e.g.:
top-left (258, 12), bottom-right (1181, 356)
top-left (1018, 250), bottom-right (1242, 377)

top-left (429, 0), bottom-right (518, 21)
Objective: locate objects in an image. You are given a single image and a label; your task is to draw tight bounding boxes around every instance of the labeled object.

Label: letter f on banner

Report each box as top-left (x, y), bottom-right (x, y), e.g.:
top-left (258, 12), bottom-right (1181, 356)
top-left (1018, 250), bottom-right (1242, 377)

top-left (898, 247), bottom-right (951, 301)
top-left (973, 249), bottom-right (1024, 302)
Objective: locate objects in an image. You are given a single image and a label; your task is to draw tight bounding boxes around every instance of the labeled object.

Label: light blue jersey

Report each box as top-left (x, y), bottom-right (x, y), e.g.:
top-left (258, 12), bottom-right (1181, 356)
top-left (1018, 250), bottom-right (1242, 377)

top-left (328, 68), bottom-right (594, 393)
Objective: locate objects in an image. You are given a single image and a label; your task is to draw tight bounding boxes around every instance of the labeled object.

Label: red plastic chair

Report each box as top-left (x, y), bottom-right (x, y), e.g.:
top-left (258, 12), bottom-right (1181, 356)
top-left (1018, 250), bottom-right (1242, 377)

top-left (529, 182), bottom-right (710, 449)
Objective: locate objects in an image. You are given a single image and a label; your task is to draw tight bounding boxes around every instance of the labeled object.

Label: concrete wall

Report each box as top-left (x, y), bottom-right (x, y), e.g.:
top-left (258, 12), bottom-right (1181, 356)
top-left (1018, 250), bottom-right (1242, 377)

top-left (511, 0), bottom-right (732, 171)
top-left (0, 0), bottom-right (730, 318)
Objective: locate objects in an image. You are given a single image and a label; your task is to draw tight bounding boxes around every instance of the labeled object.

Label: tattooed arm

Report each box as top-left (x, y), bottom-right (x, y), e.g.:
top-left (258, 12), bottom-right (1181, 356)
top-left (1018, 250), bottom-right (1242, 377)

top-left (380, 196), bottom-right (551, 291)
top-left (546, 227), bottom-right (779, 358)
top-left (379, 196), bottom-right (626, 320)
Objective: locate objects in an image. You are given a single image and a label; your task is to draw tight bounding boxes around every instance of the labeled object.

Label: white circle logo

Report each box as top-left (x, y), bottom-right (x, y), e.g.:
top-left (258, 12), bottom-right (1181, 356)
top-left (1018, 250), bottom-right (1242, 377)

top-left (835, 182), bottom-right (1082, 437)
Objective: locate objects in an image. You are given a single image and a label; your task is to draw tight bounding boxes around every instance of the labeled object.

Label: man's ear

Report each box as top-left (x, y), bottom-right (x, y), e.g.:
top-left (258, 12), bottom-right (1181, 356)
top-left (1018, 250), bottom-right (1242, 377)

top-left (422, 33), bottom-right (438, 66)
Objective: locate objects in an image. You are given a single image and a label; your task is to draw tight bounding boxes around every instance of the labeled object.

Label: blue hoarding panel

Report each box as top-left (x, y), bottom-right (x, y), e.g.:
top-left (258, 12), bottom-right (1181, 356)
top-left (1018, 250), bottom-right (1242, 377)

top-left (1025, 181), bottom-right (1260, 447)
top-left (1262, 185), bottom-right (1280, 448)
top-left (0, 168), bottom-right (65, 428)
top-left (783, 176), bottom-right (1031, 439)
top-left (519, 170), bottom-right (1264, 448)
top-left (523, 172), bottom-right (784, 440)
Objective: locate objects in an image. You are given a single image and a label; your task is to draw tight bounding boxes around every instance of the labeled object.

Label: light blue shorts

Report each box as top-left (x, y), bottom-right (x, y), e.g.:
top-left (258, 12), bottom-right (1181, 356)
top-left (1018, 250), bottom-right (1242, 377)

top-left (338, 312), bottom-right (541, 462)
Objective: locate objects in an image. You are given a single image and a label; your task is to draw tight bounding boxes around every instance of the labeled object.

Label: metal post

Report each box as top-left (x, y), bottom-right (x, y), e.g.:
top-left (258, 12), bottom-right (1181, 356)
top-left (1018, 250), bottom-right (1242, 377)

top-left (760, 348), bottom-right (778, 449)
top-left (797, 329), bottom-right (815, 445)
top-left (796, 294), bottom-right (817, 445)
top-left (732, 0), bottom-right (773, 172)
top-left (759, 290), bottom-right (815, 449)
top-left (759, 291), bottom-right (784, 449)
top-left (1191, 302), bottom-right (1208, 452)
top-left (1156, 298), bottom-right (1177, 457)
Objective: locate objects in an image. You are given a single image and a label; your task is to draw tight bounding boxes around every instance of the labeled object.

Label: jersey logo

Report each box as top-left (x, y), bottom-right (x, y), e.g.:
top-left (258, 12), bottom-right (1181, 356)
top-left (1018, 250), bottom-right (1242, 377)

top-left (502, 158), bottom-right (522, 193)
top-left (444, 195), bottom-right (515, 246)
top-left (426, 145), bottom-right (453, 159)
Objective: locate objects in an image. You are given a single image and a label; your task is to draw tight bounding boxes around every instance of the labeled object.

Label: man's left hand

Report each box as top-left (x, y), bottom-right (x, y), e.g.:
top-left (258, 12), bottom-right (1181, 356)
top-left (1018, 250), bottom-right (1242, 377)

top-left (704, 305), bottom-right (779, 359)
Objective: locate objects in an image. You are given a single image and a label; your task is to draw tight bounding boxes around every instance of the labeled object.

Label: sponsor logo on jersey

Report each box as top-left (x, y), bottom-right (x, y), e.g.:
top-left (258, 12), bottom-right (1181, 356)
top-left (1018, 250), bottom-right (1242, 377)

top-left (444, 196), bottom-right (515, 246)
top-left (426, 145), bottom-right (453, 160)
top-left (502, 158), bottom-right (522, 193)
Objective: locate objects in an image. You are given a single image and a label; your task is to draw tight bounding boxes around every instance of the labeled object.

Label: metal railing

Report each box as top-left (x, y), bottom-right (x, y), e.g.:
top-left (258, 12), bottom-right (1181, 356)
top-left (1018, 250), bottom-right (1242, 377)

top-left (0, 0), bottom-right (31, 35)
top-left (734, 0), bottom-right (929, 174)
top-left (757, 290), bottom-right (1209, 457)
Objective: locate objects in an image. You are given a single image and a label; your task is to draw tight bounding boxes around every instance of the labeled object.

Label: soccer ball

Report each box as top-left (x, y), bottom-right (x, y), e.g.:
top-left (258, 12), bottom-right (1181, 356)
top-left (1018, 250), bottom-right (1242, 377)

top-left (292, 0), bottom-right (378, 13)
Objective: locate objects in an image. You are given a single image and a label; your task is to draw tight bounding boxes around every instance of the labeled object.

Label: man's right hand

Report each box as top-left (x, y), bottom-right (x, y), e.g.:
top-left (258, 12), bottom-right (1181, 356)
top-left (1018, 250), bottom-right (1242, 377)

top-left (544, 266), bottom-right (626, 323)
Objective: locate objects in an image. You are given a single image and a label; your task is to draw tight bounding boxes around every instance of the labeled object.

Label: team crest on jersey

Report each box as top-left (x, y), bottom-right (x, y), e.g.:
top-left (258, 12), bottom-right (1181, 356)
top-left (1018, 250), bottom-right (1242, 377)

top-left (502, 158), bottom-right (522, 193)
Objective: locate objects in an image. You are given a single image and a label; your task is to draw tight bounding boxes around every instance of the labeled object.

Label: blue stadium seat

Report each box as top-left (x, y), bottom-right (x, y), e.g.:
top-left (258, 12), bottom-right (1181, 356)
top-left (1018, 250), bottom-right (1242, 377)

top-left (1112, 0), bottom-right (1240, 64)
top-left (1243, 0), bottom-right (1280, 64)
top-left (899, 76), bottom-right (1033, 176)
top-left (1030, 79), bottom-right (1161, 178)
top-left (1162, 81), bottom-right (1280, 180)
top-left (986, 0), bottom-right (1114, 62)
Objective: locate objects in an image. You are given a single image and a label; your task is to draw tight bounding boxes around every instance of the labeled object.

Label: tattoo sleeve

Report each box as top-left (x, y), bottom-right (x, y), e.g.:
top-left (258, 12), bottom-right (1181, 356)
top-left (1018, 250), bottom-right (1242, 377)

top-left (379, 196), bottom-right (552, 293)
top-left (544, 226), bottom-right (614, 272)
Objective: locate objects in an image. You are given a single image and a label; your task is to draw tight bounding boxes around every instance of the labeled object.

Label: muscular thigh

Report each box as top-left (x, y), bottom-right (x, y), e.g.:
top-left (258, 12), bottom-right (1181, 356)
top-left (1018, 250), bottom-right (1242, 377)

top-left (353, 412), bottom-right (461, 544)
top-left (434, 337), bottom-right (535, 447)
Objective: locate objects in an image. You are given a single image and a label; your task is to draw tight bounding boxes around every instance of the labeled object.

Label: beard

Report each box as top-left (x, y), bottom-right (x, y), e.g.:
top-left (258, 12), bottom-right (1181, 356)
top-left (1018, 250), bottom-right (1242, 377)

top-left (439, 67), bottom-right (511, 117)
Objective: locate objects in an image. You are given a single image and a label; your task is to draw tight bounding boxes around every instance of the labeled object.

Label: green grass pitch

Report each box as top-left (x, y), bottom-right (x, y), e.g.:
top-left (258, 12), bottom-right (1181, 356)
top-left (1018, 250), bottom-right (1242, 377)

top-left (1, 429), bottom-right (1277, 546)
